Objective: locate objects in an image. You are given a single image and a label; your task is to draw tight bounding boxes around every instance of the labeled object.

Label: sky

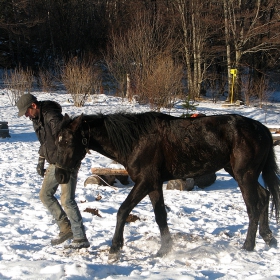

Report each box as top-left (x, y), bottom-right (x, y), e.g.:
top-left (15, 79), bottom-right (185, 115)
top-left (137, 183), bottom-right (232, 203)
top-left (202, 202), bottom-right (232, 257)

top-left (0, 89), bottom-right (280, 280)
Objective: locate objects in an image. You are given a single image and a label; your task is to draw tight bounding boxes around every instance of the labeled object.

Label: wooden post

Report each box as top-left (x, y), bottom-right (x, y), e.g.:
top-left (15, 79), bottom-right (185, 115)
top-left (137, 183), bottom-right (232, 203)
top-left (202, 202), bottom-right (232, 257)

top-left (126, 73), bottom-right (132, 101)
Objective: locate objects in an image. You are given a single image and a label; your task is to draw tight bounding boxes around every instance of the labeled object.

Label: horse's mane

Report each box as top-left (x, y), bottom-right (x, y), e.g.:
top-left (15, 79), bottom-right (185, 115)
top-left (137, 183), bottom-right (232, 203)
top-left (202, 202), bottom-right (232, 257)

top-left (85, 111), bottom-right (165, 157)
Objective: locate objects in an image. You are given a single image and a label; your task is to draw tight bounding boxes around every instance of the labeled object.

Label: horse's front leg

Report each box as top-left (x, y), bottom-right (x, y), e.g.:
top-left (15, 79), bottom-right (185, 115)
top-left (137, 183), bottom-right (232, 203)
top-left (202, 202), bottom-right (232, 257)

top-left (108, 182), bottom-right (149, 261)
top-left (149, 187), bottom-right (172, 257)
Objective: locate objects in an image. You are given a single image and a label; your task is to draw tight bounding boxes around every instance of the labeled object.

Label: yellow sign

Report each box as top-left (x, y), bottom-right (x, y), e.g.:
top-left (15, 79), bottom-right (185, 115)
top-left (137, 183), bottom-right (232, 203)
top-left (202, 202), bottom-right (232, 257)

top-left (230, 69), bottom-right (237, 103)
top-left (230, 69), bottom-right (237, 76)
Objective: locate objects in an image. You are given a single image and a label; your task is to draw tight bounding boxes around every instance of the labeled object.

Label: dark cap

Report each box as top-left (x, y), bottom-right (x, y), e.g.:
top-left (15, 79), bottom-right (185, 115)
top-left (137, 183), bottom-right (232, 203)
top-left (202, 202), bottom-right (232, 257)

top-left (16, 93), bottom-right (38, 117)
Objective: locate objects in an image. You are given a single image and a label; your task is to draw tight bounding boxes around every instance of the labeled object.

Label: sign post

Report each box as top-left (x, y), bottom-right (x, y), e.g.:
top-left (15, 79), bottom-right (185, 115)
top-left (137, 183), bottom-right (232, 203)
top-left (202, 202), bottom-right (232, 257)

top-left (230, 69), bottom-right (237, 104)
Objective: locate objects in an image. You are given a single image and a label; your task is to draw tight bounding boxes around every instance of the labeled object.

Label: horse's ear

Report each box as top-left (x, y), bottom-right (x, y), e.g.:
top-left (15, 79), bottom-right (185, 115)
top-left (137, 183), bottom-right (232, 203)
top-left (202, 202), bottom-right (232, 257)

top-left (69, 113), bottom-right (83, 132)
top-left (63, 113), bottom-right (70, 121)
top-left (58, 113), bottom-right (71, 131)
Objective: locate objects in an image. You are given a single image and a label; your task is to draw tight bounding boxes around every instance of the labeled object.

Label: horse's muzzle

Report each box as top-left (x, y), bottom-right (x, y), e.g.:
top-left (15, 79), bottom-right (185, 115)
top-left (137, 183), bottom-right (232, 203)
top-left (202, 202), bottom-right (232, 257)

top-left (55, 167), bottom-right (71, 184)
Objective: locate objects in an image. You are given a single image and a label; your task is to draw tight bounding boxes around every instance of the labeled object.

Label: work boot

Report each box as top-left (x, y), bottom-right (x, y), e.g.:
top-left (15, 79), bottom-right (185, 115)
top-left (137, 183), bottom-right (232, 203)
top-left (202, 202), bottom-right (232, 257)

top-left (64, 237), bottom-right (90, 249)
top-left (51, 229), bottom-right (73, 246)
top-left (51, 217), bottom-right (73, 246)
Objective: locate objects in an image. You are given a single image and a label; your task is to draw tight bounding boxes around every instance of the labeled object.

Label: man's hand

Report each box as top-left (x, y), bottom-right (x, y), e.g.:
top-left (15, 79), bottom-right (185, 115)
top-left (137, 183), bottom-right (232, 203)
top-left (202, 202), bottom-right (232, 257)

top-left (37, 156), bottom-right (46, 177)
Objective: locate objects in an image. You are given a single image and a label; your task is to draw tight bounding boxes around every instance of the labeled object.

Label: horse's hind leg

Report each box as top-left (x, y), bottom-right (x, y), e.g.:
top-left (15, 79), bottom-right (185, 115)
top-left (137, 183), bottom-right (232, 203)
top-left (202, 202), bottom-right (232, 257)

top-left (149, 188), bottom-right (172, 257)
top-left (237, 179), bottom-right (261, 251)
top-left (226, 165), bottom-right (262, 250)
top-left (257, 185), bottom-right (277, 248)
top-left (238, 180), bottom-right (277, 250)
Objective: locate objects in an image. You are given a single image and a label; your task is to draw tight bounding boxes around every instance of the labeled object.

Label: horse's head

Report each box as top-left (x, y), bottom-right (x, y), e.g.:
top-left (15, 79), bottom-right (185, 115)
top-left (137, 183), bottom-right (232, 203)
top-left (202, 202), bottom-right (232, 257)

top-left (55, 113), bottom-right (87, 184)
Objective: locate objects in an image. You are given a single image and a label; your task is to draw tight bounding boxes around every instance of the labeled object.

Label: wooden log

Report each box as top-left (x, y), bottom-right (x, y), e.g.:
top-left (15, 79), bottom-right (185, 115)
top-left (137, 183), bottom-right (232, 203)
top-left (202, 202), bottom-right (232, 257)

top-left (266, 127), bottom-right (280, 142)
top-left (84, 175), bottom-right (116, 186)
top-left (272, 134), bottom-right (280, 140)
top-left (166, 178), bottom-right (194, 191)
top-left (268, 127), bottom-right (280, 133)
top-left (91, 167), bottom-right (128, 176)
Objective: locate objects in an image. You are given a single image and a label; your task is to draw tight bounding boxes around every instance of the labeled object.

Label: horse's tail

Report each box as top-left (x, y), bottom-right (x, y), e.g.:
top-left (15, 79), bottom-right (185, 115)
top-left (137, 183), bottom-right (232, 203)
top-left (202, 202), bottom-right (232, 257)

top-left (262, 144), bottom-right (280, 223)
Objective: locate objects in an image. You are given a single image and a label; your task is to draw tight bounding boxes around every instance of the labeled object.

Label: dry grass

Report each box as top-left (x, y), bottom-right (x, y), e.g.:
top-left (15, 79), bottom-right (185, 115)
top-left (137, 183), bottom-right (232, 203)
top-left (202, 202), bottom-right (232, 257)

top-left (4, 67), bottom-right (33, 105)
top-left (61, 57), bottom-right (94, 107)
top-left (143, 54), bottom-right (183, 110)
top-left (38, 69), bottom-right (55, 92)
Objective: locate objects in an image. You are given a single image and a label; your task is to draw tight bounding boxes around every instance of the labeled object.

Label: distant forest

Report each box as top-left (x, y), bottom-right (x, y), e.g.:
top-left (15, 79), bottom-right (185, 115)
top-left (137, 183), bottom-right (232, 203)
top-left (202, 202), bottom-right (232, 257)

top-left (1, 0), bottom-right (280, 102)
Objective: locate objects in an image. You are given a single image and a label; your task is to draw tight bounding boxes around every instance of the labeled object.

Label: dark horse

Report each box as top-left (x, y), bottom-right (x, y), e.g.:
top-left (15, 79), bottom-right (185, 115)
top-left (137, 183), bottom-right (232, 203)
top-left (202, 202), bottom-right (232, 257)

top-left (55, 112), bottom-right (280, 260)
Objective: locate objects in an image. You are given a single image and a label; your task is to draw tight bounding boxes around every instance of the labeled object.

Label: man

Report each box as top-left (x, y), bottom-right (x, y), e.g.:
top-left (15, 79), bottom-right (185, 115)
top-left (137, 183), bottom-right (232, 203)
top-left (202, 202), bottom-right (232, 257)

top-left (16, 93), bottom-right (89, 249)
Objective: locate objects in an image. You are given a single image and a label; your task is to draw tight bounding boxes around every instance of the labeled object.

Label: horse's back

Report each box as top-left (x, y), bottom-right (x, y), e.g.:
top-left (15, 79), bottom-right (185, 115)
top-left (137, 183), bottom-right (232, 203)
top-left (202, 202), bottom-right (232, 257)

top-left (170, 114), bottom-right (271, 149)
top-left (146, 114), bottom-right (272, 180)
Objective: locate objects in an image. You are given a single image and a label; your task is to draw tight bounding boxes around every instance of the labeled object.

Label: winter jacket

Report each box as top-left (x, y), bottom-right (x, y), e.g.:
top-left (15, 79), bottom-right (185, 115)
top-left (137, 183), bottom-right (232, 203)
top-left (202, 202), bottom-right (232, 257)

top-left (32, 100), bottom-right (63, 164)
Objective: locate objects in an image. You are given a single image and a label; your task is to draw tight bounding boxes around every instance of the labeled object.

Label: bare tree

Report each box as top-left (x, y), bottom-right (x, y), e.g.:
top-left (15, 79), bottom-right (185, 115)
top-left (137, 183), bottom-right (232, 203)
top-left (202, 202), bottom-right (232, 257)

top-left (105, 8), bottom-right (181, 109)
top-left (0, 0), bottom-right (44, 66)
top-left (173, 0), bottom-right (223, 99)
top-left (224, 0), bottom-right (280, 100)
top-left (223, 0), bottom-right (232, 99)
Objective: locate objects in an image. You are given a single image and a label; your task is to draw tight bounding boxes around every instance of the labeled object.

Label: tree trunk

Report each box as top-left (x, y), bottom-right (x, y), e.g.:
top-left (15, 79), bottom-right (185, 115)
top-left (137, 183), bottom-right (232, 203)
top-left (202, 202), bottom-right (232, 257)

top-left (223, 0), bottom-right (231, 100)
top-left (177, 1), bottom-right (194, 98)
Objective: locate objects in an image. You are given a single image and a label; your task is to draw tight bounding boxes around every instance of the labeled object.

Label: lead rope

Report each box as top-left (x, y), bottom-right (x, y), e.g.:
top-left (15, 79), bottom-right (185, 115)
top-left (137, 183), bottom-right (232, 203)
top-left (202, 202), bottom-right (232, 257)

top-left (91, 174), bottom-right (118, 190)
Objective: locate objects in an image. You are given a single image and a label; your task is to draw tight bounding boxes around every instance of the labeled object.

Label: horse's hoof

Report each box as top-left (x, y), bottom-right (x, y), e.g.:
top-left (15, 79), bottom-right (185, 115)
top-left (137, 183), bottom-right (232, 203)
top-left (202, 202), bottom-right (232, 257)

top-left (108, 251), bottom-right (121, 263)
top-left (156, 245), bottom-right (172, 257)
top-left (268, 237), bottom-right (277, 248)
top-left (241, 243), bottom-right (254, 251)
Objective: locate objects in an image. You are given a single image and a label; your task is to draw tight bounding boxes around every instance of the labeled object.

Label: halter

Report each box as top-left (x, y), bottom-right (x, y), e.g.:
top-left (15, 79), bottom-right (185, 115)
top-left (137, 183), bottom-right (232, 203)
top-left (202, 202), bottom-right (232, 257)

top-left (55, 118), bottom-right (91, 173)
top-left (55, 163), bottom-right (77, 173)
top-left (81, 119), bottom-right (91, 154)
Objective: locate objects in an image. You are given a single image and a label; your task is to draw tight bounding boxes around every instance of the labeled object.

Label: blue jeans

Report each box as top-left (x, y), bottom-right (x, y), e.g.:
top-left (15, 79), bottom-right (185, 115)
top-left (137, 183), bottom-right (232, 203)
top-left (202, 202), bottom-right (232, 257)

top-left (39, 164), bottom-right (86, 239)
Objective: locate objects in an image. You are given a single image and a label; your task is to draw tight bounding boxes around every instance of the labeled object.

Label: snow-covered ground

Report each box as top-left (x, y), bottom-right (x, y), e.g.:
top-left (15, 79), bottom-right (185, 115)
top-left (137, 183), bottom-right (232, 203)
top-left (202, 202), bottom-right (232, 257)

top-left (1, 90), bottom-right (280, 279)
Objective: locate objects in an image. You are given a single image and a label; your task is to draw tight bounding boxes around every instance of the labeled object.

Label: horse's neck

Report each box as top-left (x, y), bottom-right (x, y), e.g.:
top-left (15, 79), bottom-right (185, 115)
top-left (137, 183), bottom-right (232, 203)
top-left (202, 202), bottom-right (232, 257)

top-left (88, 128), bottom-right (124, 165)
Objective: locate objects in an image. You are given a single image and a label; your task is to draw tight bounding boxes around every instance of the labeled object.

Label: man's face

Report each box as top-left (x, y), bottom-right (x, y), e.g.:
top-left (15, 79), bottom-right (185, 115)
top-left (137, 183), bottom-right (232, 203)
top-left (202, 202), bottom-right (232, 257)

top-left (25, 103), bottom-right (39, 119)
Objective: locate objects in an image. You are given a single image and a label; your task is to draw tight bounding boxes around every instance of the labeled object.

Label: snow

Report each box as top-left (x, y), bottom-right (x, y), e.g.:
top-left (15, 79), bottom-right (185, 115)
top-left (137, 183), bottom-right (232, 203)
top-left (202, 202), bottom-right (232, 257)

top-left (1, 90), bottom-right (280, 280)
